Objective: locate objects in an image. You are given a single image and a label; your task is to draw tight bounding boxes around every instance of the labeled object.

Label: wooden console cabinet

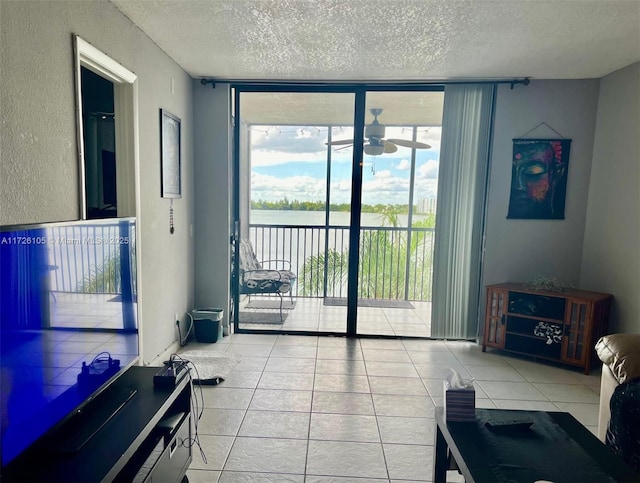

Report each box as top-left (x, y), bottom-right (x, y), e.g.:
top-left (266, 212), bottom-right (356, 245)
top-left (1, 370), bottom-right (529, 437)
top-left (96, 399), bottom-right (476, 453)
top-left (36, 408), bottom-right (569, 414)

top-left (482, 283), bottom-right (612, 374)
top-left (3, 366), bottom-right (192, 482)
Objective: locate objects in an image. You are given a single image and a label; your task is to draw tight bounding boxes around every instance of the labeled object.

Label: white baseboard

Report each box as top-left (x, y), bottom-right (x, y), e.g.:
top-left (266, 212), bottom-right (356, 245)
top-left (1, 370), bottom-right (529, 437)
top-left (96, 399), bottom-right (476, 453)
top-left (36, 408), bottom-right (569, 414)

top-left (148, 341), bottom-right (182, 367)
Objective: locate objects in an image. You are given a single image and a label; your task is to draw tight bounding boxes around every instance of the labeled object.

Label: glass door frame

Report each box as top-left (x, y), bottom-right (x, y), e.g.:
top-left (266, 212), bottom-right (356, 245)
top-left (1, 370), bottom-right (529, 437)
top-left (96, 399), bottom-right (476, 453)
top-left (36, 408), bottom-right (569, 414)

top-left (346, 88), bottom-right (365, 336)
top-left (231, 83), bottom-right (444, 337)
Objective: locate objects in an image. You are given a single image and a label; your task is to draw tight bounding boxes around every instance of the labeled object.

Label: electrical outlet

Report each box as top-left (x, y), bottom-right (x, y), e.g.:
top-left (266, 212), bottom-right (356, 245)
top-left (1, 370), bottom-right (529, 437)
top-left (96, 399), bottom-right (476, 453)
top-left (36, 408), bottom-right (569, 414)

top-left (175, 312), bottom-right (180, 326)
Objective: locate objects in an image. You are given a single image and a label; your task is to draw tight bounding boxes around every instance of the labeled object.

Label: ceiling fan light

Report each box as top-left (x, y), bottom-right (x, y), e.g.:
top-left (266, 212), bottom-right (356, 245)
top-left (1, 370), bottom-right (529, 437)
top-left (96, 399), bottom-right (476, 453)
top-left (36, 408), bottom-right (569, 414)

top-left (364, 144), bottom-right (384, 156)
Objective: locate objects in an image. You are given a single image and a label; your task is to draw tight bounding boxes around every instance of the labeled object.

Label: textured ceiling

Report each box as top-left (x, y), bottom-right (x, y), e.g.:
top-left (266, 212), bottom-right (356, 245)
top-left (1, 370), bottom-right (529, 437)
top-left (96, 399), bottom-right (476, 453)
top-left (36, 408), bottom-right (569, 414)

top-left (112, 0), bottom-right (640, 81)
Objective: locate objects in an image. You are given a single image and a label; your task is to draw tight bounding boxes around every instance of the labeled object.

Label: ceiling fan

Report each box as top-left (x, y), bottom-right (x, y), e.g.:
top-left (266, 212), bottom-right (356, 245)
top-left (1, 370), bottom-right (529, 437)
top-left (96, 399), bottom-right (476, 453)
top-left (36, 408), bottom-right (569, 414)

top-left (327, 108), bottom-right (431, 156)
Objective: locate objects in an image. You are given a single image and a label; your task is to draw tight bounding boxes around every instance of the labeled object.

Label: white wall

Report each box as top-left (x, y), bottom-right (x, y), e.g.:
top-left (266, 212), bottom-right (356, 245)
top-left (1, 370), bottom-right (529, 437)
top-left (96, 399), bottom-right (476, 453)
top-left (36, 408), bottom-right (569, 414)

top-left (193, 82), bottom-right (232, 331)
top-left (580, 62), bottom-right (640, 334)
top-left (482, 80), bottom-right (600, 296)
top-left (0, 0), bottom-right (194, 364)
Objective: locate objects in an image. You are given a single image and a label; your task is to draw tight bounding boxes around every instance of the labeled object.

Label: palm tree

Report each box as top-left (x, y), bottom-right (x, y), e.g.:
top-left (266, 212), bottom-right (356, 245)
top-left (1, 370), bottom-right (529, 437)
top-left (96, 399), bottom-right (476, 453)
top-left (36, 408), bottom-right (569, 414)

top-left (76, 243), bottom-right (137, 295)
top-left (299, 249), bottom-right (348, 297)
top-left (298, 208), bottom-right (435, 301)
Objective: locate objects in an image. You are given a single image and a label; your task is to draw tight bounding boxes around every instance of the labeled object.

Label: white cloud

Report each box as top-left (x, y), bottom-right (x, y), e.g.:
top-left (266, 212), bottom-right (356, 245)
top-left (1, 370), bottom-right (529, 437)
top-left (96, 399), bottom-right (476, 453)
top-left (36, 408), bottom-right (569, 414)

top-left (251, 126), bottom-right (327, 153)
top-left (413, 178), bottom-right (438, 200)
top-left (245, 124), bottom-right (442, 204)
top-left (374, 169), bottom-right (392, 179)
top-left (361, 174), bottom-right (409, 205)
top-left (417, 159), bottom-right (439, 179)
top-left (249, 125), bottom-right (356, 167)
top-left (248, 125), bottom-right (442, 168)
top-left (251, 169), bottom-right (438, 205)
top-left (251, 150), bottom-right (339, 167)
top-left (251, 172), bottom-right (326, 201)
top-left (330, 180), bottom-right (353, 204)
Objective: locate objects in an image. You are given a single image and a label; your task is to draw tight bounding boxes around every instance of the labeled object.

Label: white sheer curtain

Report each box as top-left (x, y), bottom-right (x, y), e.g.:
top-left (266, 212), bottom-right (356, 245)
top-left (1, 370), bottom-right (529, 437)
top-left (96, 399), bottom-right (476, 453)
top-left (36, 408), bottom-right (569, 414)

top-left (430, 84), bottom-right (496, 339)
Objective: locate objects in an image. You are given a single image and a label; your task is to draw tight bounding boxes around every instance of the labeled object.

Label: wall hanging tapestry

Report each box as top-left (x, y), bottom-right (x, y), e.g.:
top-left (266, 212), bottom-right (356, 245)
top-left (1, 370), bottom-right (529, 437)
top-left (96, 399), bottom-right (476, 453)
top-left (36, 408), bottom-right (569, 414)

top-left (507, 138), bottom-right (571, 219)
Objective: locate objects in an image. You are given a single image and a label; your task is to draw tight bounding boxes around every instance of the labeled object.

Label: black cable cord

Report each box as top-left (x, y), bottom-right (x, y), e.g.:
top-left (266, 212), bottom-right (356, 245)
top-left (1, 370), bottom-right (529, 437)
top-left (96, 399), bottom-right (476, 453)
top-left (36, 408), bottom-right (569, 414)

top-left (89, 351), bottom-right (113, 368)
top-left (166, 354), bottom-right (207, 464)
top-left (177, 313), bottom-right (194, 347)
top-left (91, 351), bottom-right (112, 363)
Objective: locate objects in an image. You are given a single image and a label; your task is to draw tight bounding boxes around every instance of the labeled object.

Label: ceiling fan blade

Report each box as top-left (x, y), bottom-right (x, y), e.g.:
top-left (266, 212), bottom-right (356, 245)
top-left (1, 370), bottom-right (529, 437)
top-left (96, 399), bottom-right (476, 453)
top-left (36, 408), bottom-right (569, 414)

top-left (334, 144), bottom-right (353, 151)
top-left (386, 139), bottom-right (431, 149)
top-left (326, 138), bottom-right (355, 146)
top-left (383, 141), bottom-right (398, 154)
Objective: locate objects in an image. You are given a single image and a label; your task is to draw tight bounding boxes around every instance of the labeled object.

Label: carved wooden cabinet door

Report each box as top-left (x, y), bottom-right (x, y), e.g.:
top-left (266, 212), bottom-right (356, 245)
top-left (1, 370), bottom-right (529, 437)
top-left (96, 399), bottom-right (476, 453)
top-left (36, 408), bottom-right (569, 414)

top-left (483, 287), bottom-right (507, 350)
top-left (562, 299), bottom-right (590, 366)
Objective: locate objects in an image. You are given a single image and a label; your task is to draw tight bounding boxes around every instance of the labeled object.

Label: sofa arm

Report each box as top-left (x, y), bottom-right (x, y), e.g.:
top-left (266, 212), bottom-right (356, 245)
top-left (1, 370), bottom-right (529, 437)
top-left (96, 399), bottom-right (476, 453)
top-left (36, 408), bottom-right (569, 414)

top-left (598, 364), bottom-right (619, 442)
top-left (595, 333), bottom-right (640, 443)
top-left (595, 334), bottom-right (640, 384)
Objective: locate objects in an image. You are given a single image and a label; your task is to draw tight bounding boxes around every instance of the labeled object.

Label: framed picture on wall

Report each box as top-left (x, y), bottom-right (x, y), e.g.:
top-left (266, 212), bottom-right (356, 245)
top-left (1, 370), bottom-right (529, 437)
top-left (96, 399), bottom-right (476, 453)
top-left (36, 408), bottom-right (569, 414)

top-left (160, 109), bottom-right (181, 198)
top-left (507, 138), bottom-right (571, 219)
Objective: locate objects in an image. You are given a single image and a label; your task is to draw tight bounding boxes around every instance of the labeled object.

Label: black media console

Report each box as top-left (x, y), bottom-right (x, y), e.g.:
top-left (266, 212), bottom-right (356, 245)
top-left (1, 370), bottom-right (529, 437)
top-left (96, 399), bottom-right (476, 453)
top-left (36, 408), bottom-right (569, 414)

top-left (3, 366), bottom-right (192, 482)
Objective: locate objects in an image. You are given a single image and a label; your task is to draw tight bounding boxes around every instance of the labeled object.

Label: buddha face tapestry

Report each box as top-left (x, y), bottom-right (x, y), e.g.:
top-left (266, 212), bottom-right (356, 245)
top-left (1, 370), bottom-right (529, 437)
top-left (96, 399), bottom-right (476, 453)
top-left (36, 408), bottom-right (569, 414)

top-left (507, 139), bottom-right (571, 220)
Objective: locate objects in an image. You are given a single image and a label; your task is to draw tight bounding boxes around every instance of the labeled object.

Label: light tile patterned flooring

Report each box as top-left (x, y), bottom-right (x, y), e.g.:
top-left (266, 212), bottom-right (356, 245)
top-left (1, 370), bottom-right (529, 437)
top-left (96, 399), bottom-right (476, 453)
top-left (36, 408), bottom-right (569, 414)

top-left (239, 297), bottom-right (433, 337)
top-left (182, 333), bottom-right (602, 482)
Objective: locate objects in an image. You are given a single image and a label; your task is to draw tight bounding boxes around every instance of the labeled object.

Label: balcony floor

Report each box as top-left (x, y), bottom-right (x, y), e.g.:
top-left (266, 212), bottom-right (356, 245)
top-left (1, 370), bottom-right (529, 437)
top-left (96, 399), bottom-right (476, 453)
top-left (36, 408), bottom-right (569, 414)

top-left (238, 297), bottom-right (432, 337)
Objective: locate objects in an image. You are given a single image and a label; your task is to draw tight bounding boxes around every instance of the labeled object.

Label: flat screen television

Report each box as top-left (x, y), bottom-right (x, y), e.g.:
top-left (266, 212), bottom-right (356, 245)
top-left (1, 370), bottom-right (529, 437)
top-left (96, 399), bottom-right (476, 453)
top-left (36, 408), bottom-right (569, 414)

top-left (0, 217), bottom-right (139, 467)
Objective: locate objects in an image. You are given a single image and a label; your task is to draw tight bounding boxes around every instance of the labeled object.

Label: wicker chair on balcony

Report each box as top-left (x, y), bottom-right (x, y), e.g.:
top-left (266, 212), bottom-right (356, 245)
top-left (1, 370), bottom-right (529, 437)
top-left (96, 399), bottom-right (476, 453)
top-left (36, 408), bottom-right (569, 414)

top-left (238, 238), bottom-right (296, 321)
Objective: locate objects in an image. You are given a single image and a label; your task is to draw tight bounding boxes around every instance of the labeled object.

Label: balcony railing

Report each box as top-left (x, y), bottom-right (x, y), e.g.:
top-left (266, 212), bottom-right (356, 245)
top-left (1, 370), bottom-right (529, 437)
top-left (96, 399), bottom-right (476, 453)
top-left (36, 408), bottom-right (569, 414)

top-left (248, 223), bottom-right (435, 302)
top-left (47, 223), bottom-right (135, 295)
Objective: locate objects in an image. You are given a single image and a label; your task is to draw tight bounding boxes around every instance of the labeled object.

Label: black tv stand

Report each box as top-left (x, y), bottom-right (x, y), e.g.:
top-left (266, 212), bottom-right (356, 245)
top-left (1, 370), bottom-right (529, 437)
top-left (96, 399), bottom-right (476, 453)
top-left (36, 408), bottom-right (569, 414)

top-left (3, 366), bottom-right (192, 482)
top-left (53, 386), bottom-right (138, 454)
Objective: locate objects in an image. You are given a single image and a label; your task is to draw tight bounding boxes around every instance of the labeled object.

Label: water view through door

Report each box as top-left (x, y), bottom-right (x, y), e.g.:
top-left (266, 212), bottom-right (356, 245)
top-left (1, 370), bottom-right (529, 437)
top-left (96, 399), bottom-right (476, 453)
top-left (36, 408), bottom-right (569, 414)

top-left (355, 91), bottom-right (443, 336)
top-left (235, 89), bottom-right (355, 334)
top-left (233, 88), bottom-right (444, 337)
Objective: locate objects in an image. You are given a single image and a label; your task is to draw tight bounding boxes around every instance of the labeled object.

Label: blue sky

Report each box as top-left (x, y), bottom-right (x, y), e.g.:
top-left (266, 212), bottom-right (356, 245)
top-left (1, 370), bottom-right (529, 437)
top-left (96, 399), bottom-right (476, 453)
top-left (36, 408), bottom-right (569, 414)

top-left (249, 125), bottom-right (441, 205)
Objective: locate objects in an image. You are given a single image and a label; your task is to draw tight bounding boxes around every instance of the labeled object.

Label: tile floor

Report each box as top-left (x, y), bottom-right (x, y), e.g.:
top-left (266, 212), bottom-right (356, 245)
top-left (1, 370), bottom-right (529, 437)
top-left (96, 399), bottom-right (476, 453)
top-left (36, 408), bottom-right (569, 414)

top-left (181, 333), bottom-right (602, 482)
top-left (239, 297), bottom-right (433, 337)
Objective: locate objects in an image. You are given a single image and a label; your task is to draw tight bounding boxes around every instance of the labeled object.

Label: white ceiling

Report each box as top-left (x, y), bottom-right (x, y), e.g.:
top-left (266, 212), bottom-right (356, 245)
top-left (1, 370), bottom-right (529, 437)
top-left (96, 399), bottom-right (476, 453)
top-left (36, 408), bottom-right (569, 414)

top-left (112, 0), bottom-right (640, 81)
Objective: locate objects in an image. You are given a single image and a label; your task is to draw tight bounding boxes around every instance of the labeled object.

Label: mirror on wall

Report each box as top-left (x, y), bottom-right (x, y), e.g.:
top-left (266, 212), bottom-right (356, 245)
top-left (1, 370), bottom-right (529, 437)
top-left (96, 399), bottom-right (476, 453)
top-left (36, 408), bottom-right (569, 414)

top-left (74, 35), bottom-right (138, 221)
top-left (81, 67), bottom-right (117, 219)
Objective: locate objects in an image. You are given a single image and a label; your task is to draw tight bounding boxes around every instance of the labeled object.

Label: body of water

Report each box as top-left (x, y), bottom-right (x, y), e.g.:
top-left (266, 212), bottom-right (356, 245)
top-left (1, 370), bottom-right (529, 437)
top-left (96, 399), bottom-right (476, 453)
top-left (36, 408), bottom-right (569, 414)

top-left (250, 209), bottom-right (430, 227)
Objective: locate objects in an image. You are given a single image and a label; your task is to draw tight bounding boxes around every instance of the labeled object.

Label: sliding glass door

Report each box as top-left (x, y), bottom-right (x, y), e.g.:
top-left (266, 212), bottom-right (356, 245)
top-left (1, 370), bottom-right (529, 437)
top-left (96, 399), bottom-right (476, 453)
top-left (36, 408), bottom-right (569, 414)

top-left (355, 90), bottom-right (443, 336)
top-left (233, 88), bottom-right (356, 334)
top-left (232, 86), bottom-right (445, 337)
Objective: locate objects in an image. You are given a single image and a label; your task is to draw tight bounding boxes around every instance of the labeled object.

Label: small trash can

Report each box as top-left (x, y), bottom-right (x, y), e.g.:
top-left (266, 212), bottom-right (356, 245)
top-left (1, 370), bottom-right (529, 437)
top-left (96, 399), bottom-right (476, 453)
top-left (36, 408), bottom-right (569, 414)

top-left (191, 308), bottom-right (224, 343)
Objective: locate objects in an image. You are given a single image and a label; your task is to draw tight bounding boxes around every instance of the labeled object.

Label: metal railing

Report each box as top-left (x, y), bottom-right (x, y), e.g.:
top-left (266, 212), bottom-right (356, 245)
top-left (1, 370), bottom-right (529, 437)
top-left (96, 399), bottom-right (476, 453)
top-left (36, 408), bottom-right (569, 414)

top-left (46, 223), bottom-right (135, 295)
top-left (248, 223), bottom-right (435, 301)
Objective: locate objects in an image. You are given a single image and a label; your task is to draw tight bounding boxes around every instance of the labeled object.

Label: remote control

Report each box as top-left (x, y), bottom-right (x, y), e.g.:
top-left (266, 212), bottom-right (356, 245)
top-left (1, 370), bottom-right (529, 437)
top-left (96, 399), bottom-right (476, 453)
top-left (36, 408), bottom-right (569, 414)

top-left (485, 420), bottom-right (534, 432)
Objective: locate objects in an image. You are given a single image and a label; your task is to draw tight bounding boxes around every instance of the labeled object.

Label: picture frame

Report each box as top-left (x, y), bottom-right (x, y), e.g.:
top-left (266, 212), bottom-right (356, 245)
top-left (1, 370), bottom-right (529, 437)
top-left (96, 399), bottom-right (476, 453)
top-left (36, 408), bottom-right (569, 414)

top-left (507, 138), bottom-right (571, 220)
top-left (160, 109), bottom-right (181, 198)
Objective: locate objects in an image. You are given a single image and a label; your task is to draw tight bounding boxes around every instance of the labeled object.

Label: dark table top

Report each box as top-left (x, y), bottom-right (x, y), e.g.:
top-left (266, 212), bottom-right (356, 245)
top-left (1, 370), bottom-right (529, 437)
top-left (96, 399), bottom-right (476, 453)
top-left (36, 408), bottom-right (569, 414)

top-left (435, 407), bottom-right (639, 483)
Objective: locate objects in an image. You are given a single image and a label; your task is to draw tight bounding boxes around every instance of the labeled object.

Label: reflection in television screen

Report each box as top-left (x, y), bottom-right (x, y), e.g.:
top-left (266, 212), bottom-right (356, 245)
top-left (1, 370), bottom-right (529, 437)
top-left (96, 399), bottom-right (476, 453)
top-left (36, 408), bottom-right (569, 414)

top-left (0, 218), bottom-right (139, 466)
